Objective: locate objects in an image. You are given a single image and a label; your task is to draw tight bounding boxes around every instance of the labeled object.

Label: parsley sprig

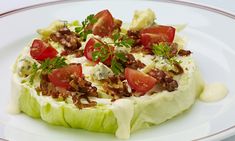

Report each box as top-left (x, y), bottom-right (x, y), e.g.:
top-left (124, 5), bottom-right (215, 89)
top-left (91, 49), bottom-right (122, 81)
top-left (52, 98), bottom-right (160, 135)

top-left (152, 43), bottom-right (182, 65)
top-left (91, 41), bottom-right (127, 75)
top-left (29, 57), bottom-right (67, 84)
top-left (92, 42), bottom-right (110, 62)
top-left (112, 32), bottom-right (134, 48)
top-left (111, 52), bottom-right (127, 75)
top-left (152, 43), bottom-right (171, 58)
top-left (75, 14), bottom-right (97, 41)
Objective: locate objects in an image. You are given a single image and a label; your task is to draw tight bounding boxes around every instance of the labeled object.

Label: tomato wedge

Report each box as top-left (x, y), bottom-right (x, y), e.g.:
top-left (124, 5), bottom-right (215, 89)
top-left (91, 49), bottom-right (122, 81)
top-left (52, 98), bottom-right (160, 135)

top-left (48, 64), bottom-right (82, 89)
top-left (125, 68), bottom-right (157, 93)
top-left (140, 25), bottom-right (176, 48)
top-left (30, 39), bottom-right (58, 61)
top-left (84, 38), bottom-right (97, 62)
top-left (87, 9), bottom-right (115, 37)
top-left (84, 38), bottom-right (113, 65)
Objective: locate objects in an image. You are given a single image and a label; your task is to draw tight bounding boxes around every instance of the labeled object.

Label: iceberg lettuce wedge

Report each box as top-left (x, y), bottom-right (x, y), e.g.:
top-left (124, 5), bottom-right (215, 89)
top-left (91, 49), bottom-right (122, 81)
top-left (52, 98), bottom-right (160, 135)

top-left (15, 56), bottom-right (204, 139)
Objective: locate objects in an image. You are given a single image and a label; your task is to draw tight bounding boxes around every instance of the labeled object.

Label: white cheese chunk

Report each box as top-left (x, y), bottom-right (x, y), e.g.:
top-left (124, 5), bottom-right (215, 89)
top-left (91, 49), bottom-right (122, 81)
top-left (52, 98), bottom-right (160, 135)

top-left (130, 9), bottom-right (156, 30)
top-left (92, 63), bottom-right (114, 80)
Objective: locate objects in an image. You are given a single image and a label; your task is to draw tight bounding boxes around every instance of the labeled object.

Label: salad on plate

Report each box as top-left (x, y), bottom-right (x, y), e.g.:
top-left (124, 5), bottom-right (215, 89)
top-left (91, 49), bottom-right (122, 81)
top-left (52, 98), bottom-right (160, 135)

top-left (10, 9), bottom-right (224, 139)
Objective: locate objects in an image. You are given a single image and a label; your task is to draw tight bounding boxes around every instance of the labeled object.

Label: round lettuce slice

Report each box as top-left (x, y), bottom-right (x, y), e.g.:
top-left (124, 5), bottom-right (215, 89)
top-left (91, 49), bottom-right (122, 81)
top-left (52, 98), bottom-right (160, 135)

top-left (18, 85), bottom-right (118, 133)
top-left (13, 56), bottom-right (204, 139)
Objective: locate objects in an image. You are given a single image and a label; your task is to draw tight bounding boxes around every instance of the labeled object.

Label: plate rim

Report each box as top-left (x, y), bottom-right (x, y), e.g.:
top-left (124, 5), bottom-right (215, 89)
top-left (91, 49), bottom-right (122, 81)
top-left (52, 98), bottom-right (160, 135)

top-left (0, 0), bottom-right (235, 20)
top-left (1, 0), bottom-right (235, 141)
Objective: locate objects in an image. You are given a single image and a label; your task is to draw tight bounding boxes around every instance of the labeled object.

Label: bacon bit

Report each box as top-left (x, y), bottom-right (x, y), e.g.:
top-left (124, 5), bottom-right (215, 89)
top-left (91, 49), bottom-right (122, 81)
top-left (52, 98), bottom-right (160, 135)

top-left (72, 94), bottom-right (97, 109)
top-left (162, 75), bottom-right (178, 92)
top-left (178, 49), bottom-right (192, 56)
top-left (127, 30), bottom-right (142, 47)
top-left (127, 30), bottom-right (140, 38)
top-left (102, 76), bottom-right (131, 100)
top-left (130, 46), bottom-right (154, 55)
top-left (168, 43), bottom-right (178, 58)
top-left (38, 70), bottom-right (98, 109)
top-left (169, 63), bottom-right (184, 75)
top-left (39, 76), bottom-right (71, 100)
top-left (148, 69), bottom-right (178, 92)
top-left (124, 54), bottom-right (146, 69)
top-left (130, 46), bottom-right (144, 53)
top-left (69, 76), bottom-right (98, 97)
top-left (60, 49), bottom-right (84, 57)
top-left (148, 69), bottom-right (166, 83)
top-left (60, 50), bottom-right (70, 56)
top-left (75, 50), bottom-right (84, 58)
top-left (108, 75), bottom-right (126, 84)
top-left (50, 27), bottom-right (81, 51)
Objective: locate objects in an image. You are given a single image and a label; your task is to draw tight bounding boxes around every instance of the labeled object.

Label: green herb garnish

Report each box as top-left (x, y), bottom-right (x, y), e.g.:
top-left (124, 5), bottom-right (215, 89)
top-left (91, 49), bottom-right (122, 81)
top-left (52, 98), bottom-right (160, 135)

top-left (75, 14), bottom-right (97, 41)
top-left (152, 43), bottom-right (171, 58)
top-left (29, 57), bottom-right (67, 84)
top-left (91, 42), bottom-right (127, 75)
top-left (112, 32), bottom-right (134, 48)
top-left (92, 42), bottom-right (110, 62)
top-left (153, 43), bottom-right (183, 66)
top-left (115, 52), bottom-right (127, 62)
top-left (111, 52), bottom-right (127, 75)
top-left (111, 59), bottom-right (124, 75)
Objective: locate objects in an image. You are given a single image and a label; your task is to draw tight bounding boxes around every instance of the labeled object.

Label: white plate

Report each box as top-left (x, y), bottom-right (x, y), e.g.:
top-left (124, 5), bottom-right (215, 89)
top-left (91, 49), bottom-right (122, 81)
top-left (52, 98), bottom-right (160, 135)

top-left (1, 1), bottom-right (235, 141)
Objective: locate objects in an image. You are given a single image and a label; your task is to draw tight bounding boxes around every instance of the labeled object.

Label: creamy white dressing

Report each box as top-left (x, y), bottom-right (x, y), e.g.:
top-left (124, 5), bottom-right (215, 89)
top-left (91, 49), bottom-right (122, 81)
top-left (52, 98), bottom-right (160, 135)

top-left (199, 83), bottom-right (228, 102)
top-left (111, 99), bottom-right (134, 139)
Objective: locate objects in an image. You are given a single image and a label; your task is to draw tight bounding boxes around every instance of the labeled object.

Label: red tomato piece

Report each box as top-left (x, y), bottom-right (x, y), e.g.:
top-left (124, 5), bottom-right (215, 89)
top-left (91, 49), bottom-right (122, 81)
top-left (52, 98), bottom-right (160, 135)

top-left (48, 64), bottom-right (83, 89)
top-left (36, 47), bottom-right (58, 61)
top-left (84, 38), bottom-right (113, 66)
top-left (84, 38), bottom-right (97, 62)
top-left (125, 68), bottom-right (157, 93)
top-left (30, 39), bottom-right (58, 61)
top-left (140, 25), bottom-right (176, 48)
top-left (87, 9), bottom-right (115, 37)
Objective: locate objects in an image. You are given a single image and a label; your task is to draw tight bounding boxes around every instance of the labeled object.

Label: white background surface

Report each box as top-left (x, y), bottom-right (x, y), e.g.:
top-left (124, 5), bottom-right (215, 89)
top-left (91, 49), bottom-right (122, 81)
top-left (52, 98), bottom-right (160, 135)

top-left (0, 0), bottom-right (235, 141)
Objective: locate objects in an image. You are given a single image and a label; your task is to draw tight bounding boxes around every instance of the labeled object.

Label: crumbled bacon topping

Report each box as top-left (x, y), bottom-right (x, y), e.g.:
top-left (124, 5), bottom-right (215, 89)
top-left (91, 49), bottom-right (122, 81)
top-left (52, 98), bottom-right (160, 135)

top-left (61, 49), bottom-right (84, 57)
top-left (38, 71), bottom-right (98, 109)
top-left (39, 75), bottom-right (70, 100)
top-left (50, 27), bottom-right (81, 51)
top-left (69, 76), bottom-right (98, 97)
top-left (102, 76), bottom-right (131, 100)
top-left (178, 49), bottom-right (192, 56)
top-left (124, 54), bottom-right (146, 69)
top-left (72, 94), bottom-right (97, 109)
top-left (148, 69), bottom-right (178, 92)
top-left (169, 63), bottom-right (184, 75)
top-left (127, 30), bottom-right (142, 47)
top-left (168, 43), bottom-right (178, 58)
